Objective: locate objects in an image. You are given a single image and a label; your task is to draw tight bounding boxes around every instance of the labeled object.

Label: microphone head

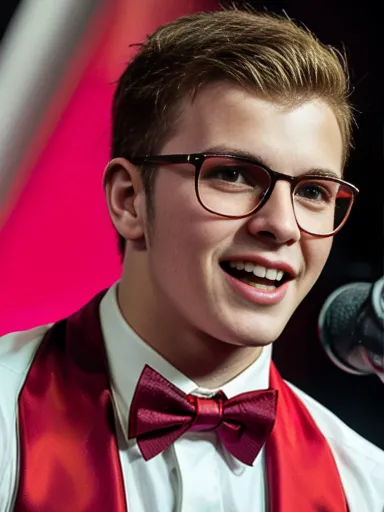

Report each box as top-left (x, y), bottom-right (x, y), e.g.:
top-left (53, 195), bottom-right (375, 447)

top-left (318, 281), bottom-right (372, 375)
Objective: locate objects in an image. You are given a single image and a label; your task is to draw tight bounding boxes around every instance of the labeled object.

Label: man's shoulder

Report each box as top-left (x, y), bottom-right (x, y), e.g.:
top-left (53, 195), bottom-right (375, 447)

top-left (0, 324), bottom-right (51, 377)
top-left (0, 325), bottom-right (52, 498)
top-left (286, 380), bottom-right (384, 463)
top-left (286, 380), bottom-right (384, 508)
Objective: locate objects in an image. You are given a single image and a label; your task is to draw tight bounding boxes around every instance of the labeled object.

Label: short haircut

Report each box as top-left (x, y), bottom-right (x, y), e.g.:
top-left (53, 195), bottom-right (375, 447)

top-left (111, 8), bottom-right (353, 257)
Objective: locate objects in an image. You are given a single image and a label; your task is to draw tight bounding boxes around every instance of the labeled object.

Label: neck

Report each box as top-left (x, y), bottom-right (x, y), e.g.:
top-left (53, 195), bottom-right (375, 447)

top-left (117, 276), bottom-right (263, 389)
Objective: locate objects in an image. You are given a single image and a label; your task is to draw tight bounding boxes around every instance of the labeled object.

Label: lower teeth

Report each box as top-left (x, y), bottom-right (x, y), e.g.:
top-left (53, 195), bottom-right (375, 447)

top-left (243, 279), bottom-right (276, 291)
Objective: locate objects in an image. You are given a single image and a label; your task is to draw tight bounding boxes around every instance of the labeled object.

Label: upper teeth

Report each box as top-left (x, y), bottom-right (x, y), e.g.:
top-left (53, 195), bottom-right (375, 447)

top-left (228, 261), bottom-right (285, 281)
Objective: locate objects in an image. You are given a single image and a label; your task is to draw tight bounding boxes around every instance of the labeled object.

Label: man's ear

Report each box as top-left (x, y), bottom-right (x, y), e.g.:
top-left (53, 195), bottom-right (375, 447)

top-left (103, 157), bottom-right (145, 241)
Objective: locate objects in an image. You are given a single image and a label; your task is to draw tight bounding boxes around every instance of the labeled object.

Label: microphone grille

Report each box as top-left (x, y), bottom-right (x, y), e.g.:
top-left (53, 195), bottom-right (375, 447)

top-left (323, 282), bottom-right (371, 341)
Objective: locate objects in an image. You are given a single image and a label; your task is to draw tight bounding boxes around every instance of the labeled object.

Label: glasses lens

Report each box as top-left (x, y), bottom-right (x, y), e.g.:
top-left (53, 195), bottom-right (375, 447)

top-left (197, 156), bottom-right (271, 216)
top-left (293, 179), bottom-right (354, 235)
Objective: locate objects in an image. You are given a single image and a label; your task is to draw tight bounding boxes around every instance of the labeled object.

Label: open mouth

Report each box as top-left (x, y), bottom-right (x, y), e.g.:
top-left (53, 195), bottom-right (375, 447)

top-left (220, 260), bottom-right (292, 290)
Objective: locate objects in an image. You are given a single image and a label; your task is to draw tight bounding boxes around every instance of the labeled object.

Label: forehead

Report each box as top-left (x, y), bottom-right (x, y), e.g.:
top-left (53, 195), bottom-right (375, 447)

top-left (163, 82), bottom-right (344, 177)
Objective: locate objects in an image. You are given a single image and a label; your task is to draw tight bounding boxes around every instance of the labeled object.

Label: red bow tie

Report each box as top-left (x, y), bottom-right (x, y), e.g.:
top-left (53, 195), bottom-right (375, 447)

top-left (128, 365), bottom-right (277, 466)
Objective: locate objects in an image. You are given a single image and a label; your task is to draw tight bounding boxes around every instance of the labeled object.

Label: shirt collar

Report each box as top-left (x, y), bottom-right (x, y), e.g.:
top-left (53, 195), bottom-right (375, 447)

top-left (99, 282), bottom-right (272, 435)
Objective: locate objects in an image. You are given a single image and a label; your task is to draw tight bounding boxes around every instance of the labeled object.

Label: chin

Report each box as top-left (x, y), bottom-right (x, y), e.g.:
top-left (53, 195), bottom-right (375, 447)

top-left (217, 316), bottom-right (287, 348)
top-left (240, 332), bottom-right (280, 347)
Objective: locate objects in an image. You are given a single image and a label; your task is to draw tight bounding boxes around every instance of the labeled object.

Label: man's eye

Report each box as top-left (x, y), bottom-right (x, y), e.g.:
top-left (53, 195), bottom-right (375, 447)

top-left (215, 168), bottom-right (244, 182)
top-left (209, 167), bottom-right (254, 185)
top-left (296, 183), bottom-right (332, 202)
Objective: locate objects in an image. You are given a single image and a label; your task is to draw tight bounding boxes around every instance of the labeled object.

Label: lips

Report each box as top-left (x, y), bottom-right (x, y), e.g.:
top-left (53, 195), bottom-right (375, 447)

top-left (219, 256), bottom-right (296, 306)
top-left (221, 256), bottom-right (296, 278)
top-left (220, 259), bottom-right (295, 289)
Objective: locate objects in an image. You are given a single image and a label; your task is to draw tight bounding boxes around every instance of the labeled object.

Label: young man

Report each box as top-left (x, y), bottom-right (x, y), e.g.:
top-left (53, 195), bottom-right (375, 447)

top-left (0, 8), bottom-right (383, 512)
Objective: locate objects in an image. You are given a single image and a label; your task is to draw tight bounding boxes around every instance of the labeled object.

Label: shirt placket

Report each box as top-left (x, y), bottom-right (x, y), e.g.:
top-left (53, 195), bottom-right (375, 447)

top-left (173, 432), bottom-right (223, 512)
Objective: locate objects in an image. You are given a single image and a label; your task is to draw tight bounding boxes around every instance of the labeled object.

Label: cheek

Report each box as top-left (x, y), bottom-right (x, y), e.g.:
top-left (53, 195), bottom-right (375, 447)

top-left (153, 212), bottom-right (217, 269)
top-left (303, 237), bottom-right (333, 280)
top-left (153, 177), bottom-right (228, 257)
top-left (148, 193), bottom-right (204, 278)
top-left (149, 207), bottom-right (231, 303)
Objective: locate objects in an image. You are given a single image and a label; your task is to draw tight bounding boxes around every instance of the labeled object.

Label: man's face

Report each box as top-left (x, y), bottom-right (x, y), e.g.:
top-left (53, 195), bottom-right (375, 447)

top-left (139, 83), bottom-right (343, 347)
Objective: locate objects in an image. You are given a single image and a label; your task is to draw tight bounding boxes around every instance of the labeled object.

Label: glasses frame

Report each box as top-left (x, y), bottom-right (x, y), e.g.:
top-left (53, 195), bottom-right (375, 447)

top-left (129, 153), bottom-right (360, 237)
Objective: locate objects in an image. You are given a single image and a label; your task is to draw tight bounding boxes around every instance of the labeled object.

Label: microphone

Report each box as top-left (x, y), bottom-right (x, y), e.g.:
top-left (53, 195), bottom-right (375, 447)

top-left (318, 276), bottom-right (384, 383)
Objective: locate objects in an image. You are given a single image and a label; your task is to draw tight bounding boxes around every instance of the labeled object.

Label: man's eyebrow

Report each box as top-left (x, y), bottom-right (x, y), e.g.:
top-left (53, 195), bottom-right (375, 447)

top-left (203, 145), bottom-right (341, 179)
top-left (302, 168), bottom-right (341, 179)
top-left (203, 145), bottom-right (273, 168)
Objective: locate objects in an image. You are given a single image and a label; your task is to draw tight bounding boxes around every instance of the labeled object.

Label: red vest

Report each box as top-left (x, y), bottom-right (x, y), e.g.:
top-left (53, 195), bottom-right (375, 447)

top-left (14, 291), bottom-right (348, 511)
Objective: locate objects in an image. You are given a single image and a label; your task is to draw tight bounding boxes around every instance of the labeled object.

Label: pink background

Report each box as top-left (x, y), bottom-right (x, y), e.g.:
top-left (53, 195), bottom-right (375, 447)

top-left (0, 0), bottom-right (218, 335)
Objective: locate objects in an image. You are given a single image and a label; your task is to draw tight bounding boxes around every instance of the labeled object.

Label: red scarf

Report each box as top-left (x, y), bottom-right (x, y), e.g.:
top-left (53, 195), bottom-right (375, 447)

top-left (14, 291), bottom-right (348, 511)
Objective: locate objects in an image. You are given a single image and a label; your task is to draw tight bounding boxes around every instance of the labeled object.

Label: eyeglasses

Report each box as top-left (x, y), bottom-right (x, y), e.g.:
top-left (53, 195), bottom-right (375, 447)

top-left (129, 153), bottom-right (359, 237)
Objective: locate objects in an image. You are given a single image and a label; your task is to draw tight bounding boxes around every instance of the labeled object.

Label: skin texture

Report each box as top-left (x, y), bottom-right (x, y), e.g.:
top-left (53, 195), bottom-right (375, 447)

top-left (104, 82), bottom-right (343, 388)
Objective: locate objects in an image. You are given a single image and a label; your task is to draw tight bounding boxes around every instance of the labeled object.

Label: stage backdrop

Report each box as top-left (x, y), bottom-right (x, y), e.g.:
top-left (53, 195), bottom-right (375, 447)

top-left (0, 0), bottom-right (218, 335)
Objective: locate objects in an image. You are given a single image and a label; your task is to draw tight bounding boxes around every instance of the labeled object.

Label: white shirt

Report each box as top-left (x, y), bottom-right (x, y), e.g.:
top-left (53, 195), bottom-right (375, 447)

top-left (0, 283), bottom-right (383, 512)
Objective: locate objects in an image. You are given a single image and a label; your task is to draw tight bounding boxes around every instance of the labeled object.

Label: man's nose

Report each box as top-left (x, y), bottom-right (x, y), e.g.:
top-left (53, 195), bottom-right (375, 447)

top-left (247, 181), bottom-right (301, 245)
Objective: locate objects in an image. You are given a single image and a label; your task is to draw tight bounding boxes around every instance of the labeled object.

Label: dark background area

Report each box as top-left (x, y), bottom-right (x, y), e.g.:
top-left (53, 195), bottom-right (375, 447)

top-left (225, 0), bottom-right (384, 448)
top-left (1, 1), bottom-right (383, 447)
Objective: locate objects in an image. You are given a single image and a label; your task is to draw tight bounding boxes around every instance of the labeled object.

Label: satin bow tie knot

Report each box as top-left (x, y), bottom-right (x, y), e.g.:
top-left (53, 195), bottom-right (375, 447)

top-left (128, 365), bottom-right (277, 466)
top-left (188, 394), bottom-right (225, 431)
